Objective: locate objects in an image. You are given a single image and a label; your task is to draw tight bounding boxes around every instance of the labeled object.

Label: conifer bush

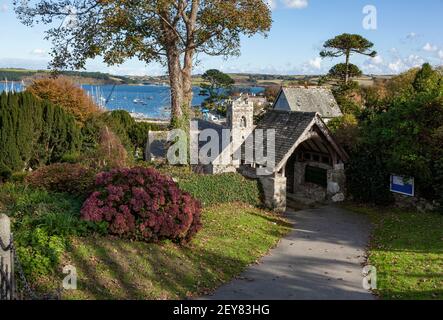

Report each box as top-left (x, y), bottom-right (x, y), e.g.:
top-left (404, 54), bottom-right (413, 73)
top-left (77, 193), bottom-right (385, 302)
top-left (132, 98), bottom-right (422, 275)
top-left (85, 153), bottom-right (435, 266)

top-left (26, 163), bottom-right (96, 196)
top-left (81, 167), bottom-right (202, 243)
top-left (0, 92), bottom-right (80, 171)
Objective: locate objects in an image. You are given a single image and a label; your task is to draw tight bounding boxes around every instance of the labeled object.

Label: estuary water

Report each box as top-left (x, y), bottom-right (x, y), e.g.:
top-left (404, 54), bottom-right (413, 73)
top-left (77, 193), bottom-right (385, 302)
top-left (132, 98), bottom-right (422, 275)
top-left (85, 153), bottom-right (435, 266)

top-left (0, 82), bottom-right (264, 119)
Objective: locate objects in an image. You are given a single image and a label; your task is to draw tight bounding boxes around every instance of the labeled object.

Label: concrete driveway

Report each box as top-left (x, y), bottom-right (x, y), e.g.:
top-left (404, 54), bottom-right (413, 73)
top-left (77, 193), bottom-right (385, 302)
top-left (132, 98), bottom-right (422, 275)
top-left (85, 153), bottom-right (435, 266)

top-left (204, 206), bottom-right (375, 300)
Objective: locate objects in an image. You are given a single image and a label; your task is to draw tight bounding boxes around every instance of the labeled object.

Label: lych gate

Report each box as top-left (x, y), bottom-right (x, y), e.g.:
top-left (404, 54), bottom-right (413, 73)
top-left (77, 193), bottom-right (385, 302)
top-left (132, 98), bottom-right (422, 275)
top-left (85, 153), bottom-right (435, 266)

top-left (243, 110), bottom-right (348, 212)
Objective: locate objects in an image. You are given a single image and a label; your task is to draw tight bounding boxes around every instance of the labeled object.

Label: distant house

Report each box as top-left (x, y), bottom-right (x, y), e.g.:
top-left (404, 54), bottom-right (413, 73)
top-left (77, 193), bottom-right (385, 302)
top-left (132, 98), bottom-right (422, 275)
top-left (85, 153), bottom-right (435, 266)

top-left (273, 87), bottom-right (342, 122)
top-left (246, 94), bottom-right (268, 108)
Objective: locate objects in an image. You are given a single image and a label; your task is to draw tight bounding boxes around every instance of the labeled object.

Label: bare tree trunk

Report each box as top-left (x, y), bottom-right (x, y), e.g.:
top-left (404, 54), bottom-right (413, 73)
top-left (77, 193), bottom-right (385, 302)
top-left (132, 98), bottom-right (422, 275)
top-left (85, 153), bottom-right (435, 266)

top-left (181, 0), bottom-right (199, 120)
top-left (181, 48), bottom-right (194, 116)
top-left (166, 46), bottom-right (184, 127)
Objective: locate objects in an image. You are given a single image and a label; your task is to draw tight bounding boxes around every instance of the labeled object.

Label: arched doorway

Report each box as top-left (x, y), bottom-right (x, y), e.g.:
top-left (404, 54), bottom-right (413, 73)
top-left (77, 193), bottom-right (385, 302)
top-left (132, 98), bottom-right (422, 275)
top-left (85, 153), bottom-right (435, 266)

top-left (285, 136), bottom-right (340, 204)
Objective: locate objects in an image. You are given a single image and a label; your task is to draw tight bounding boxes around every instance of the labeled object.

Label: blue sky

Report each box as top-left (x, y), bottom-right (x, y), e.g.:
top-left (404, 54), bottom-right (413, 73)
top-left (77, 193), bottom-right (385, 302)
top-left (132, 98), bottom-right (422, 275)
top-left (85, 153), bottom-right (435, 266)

top-left (0, 0), bottom-right (442, 76)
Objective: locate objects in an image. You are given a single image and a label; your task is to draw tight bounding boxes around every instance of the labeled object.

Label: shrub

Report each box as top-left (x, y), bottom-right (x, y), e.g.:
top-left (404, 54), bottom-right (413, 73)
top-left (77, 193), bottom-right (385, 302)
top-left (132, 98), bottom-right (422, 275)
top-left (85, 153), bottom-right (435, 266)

top-left (11, 172), bottom-right (28, 183)
top-left (129, 122), bottom-right (166, 158)
top-left (15, 228), bottom-right (66, 280)
top-left (81, 112), bottom-right (134, 164)
top-left (0, 92), bottom-right (81, 172)
top-left (0, 163), bottom-right (12, 183)
top-left (346, 145), bottom-right (395, 206)
top-left (100, 110), bottom-right (135, 153)
top-left (35, 211), bottom-right (108, 237)
top-left (26, 76), bottom-right (101, 123)
top-left (177, 173), bottom-right (262, 207)
top-left (328, 114), bottom-right (360, 152)
top-left (94, 126), bottom-right (129, 169)
top-left (26, 163), bottom-right (96, 197)
top-left (346, 64), bottom-right (443, 205)
top-left (81, 167), bottom-right (202, 243)
top-left (0, 183), bottom-right (104, 283)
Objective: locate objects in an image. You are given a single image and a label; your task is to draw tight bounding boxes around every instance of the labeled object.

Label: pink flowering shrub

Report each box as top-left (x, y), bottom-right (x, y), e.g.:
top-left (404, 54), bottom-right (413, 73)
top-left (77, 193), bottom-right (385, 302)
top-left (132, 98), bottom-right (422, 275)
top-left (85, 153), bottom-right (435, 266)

top-left (80, 167), bottom-right (202, 243)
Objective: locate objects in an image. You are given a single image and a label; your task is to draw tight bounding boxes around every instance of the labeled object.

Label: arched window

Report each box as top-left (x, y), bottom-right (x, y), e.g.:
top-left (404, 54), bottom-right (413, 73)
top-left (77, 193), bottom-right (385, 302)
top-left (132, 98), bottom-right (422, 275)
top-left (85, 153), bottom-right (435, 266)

top-left (240, 116), bottom-right (247, 128)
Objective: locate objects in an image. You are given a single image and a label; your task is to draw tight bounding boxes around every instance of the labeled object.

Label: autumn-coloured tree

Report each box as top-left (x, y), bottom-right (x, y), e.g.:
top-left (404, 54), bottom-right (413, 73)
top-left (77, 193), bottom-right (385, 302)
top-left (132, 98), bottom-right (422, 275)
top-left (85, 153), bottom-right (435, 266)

top-left (263, 85), bottom-right (281, 104)
top-left (26, 76), bottom-right (101, 124)
top-left (95, 126), bottom-right (128, 169)
top-left (14, 0), bottom-right (272, 131)
top-left (320, 33), bottom-right (377, 84)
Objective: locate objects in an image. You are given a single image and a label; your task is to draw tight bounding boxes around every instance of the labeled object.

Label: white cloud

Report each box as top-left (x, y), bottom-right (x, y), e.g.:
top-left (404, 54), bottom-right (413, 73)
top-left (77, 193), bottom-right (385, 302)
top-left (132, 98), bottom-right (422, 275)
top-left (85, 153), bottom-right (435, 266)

top-left (388, 59), bottom-right (405, 73)
top-left (388, 55), bottom-right (425, 73)
top-left (361, 52), bottom-right (430, 75)
top-left (423, 42), bottom-right (438, 52)
top-left (371, 55), bottom-right (384, 65)
top-left (266, 0), bottom-right (277, 9)
top-left (283, 0), bottom-right (308, 9)
top-left (406, 54), bottom-right (426, 66)
top-left (406, 32), bottom-right (418, 40)
top-left (308, 57), bottom-right (322, 70)
top-left (30, 48), bottom-right (48, 57)
top-left (268, 0), bottom-right (309, 10)
top-left (362, 55), bottom-right (384, 74)
top-left (439, 50), bottom-right (443, 60)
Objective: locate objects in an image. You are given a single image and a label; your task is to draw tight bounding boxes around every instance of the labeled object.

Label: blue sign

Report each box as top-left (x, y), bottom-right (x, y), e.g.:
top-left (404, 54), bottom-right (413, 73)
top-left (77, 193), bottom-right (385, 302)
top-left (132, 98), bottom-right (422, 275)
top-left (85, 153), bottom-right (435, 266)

top-left (390, 175), bottom-right (415, 197)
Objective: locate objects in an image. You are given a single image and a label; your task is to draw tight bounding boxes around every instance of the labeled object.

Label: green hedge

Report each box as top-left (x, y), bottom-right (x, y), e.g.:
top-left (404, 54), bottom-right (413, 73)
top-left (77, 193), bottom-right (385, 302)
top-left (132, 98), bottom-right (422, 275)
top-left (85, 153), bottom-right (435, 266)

top-left (178, 173), bottom-right (262, 207)
top-left (0, 92), bottom-right (80, 172)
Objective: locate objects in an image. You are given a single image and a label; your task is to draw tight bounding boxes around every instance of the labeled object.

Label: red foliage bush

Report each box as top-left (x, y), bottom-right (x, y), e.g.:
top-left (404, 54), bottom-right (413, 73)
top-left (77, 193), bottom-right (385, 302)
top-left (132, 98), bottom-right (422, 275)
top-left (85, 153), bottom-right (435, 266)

top-left (80, 167), bottom-right (202, 243)
top-left (26, 163), bottom-right (96, 196)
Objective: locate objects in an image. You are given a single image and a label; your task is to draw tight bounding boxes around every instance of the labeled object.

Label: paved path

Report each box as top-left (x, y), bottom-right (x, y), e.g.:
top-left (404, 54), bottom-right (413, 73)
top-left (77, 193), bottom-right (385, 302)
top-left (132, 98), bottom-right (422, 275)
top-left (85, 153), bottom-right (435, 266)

top-left (204, 206), bottom-right (374, 300)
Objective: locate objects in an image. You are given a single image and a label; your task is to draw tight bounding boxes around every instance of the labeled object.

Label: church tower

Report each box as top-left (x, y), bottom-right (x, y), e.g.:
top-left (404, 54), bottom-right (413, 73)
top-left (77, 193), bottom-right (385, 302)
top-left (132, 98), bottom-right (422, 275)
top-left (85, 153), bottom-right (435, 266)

top-left (226, 95), bottom-right (254, 165)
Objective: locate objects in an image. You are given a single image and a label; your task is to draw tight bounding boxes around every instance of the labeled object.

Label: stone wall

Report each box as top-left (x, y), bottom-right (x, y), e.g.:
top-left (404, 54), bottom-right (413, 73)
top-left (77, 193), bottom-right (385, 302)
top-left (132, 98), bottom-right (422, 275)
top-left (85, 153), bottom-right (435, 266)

top-left (290, 161), bottom-right (346, 203)
top-left (393, 193), bottom-right (440, 213)
top-left (259, 175), bottom-right (287, 213)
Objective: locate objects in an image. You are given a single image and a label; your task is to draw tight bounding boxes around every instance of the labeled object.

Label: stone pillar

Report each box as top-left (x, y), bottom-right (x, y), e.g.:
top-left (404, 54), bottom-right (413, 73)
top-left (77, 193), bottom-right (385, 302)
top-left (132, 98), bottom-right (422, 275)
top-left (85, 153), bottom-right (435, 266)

top-left (327, 163), bottom-right (346, 202)
top-left (259, 175), bottom-right (287, 213)
top-left (0, 214), bottom-right (13, 300)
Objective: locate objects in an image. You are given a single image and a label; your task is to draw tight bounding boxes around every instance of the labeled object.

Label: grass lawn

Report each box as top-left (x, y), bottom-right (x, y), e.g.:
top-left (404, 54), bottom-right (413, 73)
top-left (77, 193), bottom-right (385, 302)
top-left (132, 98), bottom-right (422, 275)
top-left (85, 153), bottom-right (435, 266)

top-left (345, 204), bottom-right (443, 300)
top-left (62, 203), bottom-right (291, 300)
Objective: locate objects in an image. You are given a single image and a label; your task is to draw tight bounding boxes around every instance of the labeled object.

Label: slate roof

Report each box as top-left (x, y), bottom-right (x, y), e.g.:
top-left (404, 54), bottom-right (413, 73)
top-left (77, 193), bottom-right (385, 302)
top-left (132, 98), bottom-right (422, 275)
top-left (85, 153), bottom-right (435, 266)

top-left (193, 119), bottom-right (225, 151)
top-left (148, 119), bottom-right (227, 159)
top-left (246, 111), bottom-right (317, 169)
top-left (274, 87), bottom-right (342, 118)
top-left (148, 113), bottom-right (348, 172)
